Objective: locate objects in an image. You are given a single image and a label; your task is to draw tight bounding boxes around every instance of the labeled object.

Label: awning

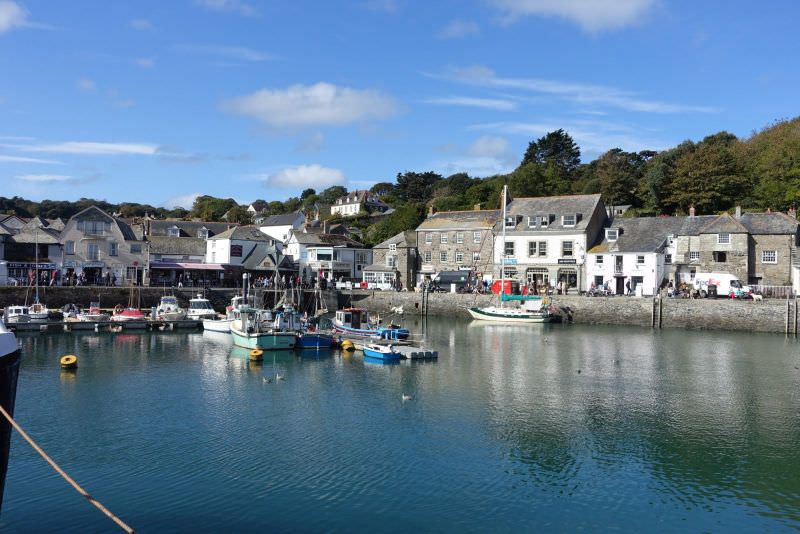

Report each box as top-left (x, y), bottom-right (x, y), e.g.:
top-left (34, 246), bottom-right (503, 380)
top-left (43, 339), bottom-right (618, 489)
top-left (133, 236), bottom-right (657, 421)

top-left (150, 262), bottom-right (224, 270)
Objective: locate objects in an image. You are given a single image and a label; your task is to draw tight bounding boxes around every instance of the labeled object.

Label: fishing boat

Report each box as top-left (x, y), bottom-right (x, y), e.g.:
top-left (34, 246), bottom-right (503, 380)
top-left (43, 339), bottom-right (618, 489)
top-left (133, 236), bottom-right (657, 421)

top-left (230, 308), bottom-right (296, 351)
top-left (186, 294), bottom-right (217, 321)
top-left (333, 308), bottom-right (409, 340)
top-left (156, 295), bottom-right (186, 321)
top-left (202, 295), bottom-right (249, 333)
top-left (0, 321), bottom-right (21, 511)
top-left (296, 327), bottom-right (335, 349)
top-left (467, 185), bottom-right (553, 324)
top-left (3, 306), bottom-right (30, 324)
top-left (362, 343), bottom-right (401, 361)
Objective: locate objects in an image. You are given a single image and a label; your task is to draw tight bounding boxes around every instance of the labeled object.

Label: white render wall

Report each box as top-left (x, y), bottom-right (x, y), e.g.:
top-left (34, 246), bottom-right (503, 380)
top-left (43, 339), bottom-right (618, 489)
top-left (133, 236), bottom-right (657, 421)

top-left (586, 252), bottom-right (664, 296)
top-left (493, 232), bottom-right (590, 288)
top-left (331, 203), bottom-right (361, 217)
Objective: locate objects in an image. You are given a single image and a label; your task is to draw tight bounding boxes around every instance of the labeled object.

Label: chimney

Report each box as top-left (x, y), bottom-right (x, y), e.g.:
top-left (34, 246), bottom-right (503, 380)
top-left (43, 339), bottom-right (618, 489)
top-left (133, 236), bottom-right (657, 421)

top-left (322, 220), bottom-right (329, 234)
top-left (689, 205), bottom-right (695, 217)
top-left (474, 203), bottom-right (481, 211)
top-left (767, 207), bottom-right (772, 213)
top-left (734, 205), bottom-right (741, 218)
top-left (789, 207), bottom-right (797, 220)
top-left (428, 206), bottom-right (435, 216)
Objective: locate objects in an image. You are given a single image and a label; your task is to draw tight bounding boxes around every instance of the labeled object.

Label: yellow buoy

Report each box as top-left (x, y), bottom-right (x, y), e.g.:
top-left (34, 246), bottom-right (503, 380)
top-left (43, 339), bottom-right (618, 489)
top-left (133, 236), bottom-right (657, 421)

top-left (60, 354), bottom-right (78, 369)
top-left (340, 340), bottom-right (355, 352)
top-left (249, 349), bottom-right (264, 361)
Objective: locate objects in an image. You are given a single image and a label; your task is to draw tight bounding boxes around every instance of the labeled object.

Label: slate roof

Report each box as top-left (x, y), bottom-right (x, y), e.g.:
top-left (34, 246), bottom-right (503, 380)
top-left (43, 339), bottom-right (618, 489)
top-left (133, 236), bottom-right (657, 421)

top-left (290, 230), bottom-right (366, 248)
top-left (374, 231), bottom-right (416, 249)
top-left (149, 220), bottom-right (233, 237)
top-left (259, 212), bottom-right (304, 227)
top-left (68, 206), bottom-right (142, 242)
top-left (737, 212), bottom-right (799, 235)
top-left (590, 217), bottom-right (686, 253)
top-left (148, 236), bottom-right (206, 256)
top-left (208, 226), bottom-right (273, 242)
top-left (500, 194), bottom-right (604, 232)
top-left (698, 213), bottom-right (749, 234)
top-left (9, 227), bottom-right (61, 244)
top-left (47, 218), bottom-right (65, 231)
top-left (241, 244), bottom-right (294, 271)
top-left (417, 209), bottom-right (501, 231)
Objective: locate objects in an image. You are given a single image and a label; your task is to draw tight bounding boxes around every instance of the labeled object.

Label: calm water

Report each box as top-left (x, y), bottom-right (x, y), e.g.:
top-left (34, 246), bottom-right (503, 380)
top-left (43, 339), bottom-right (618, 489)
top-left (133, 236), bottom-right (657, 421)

top-left (1, 319), bottom-right (800, 532)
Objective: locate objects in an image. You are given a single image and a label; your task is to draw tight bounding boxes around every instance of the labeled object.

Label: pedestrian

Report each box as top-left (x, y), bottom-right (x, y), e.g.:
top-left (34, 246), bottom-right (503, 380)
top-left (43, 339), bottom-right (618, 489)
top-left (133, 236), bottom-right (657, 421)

top-left (625, 279), bottom-right (632, 296)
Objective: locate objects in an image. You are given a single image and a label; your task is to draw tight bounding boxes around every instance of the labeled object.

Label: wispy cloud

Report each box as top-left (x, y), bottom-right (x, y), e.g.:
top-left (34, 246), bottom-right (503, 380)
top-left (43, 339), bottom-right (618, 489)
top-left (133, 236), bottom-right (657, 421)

top-left (222, 82), bottom-right (398, 128)
top-left (0, 154), bottom-right (62, 164)
top-left (430, 65), bottom-right (719, 114)
top-left (75, 78), bottom-right (96, 93)
top-left (488, 0), bottom-right (657, 32)
top-left (262, 164), bottom-right (346, 189)
top-left (16, 174), bottom-right (73, 182)
top-left (194, 0), bottom-right (258, 17)
top-left (434, 135), bottom-right (516, 177)
top-left (129, 18), bottom-right (154, 31)
top-left (174, 43), bottom-right (278, 63)
top-left (9, 141), bottom-right (158, 155)
top-left (163, 192), bottom-right (201, 210)
top-left (0, 1), bottom-right (27, 33)
top-left (134, 57), bottom-right (155, 68)
top-left (424, 96), bottom-right (517, 111)
top-left (439, 20), bottom-right (479, 39)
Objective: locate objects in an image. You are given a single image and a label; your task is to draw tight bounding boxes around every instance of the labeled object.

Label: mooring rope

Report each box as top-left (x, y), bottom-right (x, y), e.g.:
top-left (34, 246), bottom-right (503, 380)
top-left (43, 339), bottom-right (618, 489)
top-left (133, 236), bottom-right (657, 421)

top-left (0, 404), bottom-right (135, 533)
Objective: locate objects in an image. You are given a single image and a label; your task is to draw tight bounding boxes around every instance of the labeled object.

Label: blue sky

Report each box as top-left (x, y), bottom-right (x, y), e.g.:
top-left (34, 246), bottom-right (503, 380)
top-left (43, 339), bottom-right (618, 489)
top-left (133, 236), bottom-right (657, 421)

top-left (1, 0), bottom-right (798, 209)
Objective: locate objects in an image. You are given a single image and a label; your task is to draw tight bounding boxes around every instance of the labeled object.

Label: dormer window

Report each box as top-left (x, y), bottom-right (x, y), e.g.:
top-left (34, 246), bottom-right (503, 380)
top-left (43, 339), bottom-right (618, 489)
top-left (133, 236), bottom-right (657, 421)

top-left (527, 216), bottom-right (536, 228)
top-left (562, 214), bottom-right (576, 227)
top-left (606, 229), bottom-right (618, 241)
top-left (197, 227), bottom-right (209, 239)
top-left (168, 226), bottom-right (180, 237)
top-left (540, 216), bottom-right (549, 228)
top-left (505, 216), bottom-right (516, 228)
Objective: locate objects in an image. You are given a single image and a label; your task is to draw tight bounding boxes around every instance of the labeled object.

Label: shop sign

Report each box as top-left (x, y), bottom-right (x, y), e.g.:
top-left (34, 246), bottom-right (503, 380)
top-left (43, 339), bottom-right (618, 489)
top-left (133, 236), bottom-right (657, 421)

top-left (558, 258), bottom-right (577, 265)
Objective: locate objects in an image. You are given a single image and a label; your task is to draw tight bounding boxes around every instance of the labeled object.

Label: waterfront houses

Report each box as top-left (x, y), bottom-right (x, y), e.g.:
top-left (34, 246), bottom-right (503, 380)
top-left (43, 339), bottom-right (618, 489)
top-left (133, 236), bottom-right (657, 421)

top-left (60, 206), bottom-right (147, 285)
top-left (416, 207), bottom-right (500, 287)
top-left (330, 190), bottom-right (389, 218)
top-left (206, 226), bottom-right (283, 285)
top-left (362, 231), bottom-right (418, 289)
top-left (287, 231), bottom-right (372, 281)
top-left (145, 220), bottom-right (234, 286)
top-left (0, 216), bottom-right (63, 284)
top-left (258, 211), bottom-right (306, 243)
top-left (494, 194), bottom-right (607, 292)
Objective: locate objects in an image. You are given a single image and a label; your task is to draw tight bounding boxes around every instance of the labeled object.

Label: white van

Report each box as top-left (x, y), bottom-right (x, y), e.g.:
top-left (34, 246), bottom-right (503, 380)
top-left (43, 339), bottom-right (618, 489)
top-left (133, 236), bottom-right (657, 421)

top-left (693, 272), bottom-right (751, 298)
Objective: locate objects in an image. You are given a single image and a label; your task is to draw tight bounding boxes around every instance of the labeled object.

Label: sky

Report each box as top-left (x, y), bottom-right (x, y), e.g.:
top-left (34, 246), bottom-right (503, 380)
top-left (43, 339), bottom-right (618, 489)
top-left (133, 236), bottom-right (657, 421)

top-left (0, 0), bottom-right (798, 209)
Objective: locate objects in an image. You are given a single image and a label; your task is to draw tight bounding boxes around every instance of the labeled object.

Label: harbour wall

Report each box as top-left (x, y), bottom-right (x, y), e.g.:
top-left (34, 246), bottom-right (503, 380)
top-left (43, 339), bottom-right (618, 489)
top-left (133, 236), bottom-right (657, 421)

top-left (344, 290), bottom-right (800, 335)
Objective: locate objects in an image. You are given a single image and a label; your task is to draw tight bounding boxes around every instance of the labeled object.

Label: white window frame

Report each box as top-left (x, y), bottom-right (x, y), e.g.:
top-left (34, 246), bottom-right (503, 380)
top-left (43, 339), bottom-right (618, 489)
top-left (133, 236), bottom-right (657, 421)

top-left (168, 227), bottom-right (180, 237)
top-left (717, 233), bottom-right (730, 245)
top-left (423, 251), bottom-right (432, 263)
top-left (387, 255), bottom-right (397, 268)
top-left (504, 241), bottom-right (515, 257)
top-left (689, 251), bottom-right (700, 261)
top-left (636, 255), bottom-right (645, 265)
top-left (472, 252), bottom-right (481, 262)
top-left (388, 243), bottom-right (397, 252)
top-left (425, 233), bottom-right (433, 244)
top-left (761, 250), bottom-right (777, 264)
top-left (527, 216), bottom-right (536, 228)
top-left (65, 240), bottom-right (75, 255)
top-left (456, 232), bottom-right (464, 244)
top-left (562, 214), bottom-right (576, 227)
top-left (455, 251), bottom-right (464, 263)
top-left (562, 241), bottom-right (573, 257)
top-left (538, 241), bottom-right (547, 257)
top-left (606, 229), bottom-right (618, 242)
top-left (540, 216), bottom-right (549, 228)
top-left (473, 231), bottom-right (481, 244)
top-left (596, 255), bottom-right (604, 265)
top-left (440, 233), bottom-right (448, 244)
top-left (109, 242), bottom-right (118, 257)
top-left (505, 216), bottom-right (516, 229)
top-left (528, 241), bottom-right (537, 257)
top-left (439, 251), bottom-right (447, 262)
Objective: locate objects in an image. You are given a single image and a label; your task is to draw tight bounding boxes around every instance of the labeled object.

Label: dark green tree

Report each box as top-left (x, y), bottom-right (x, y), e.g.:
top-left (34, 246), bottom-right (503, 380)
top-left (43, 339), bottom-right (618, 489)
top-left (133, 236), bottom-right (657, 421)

top-left (394, 171), bottom-right (443, 204)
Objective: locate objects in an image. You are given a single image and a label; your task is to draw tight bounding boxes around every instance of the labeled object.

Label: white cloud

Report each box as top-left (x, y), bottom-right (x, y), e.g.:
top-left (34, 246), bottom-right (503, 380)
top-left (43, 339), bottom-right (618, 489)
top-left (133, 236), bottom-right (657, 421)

top-left (488, 0), bottom-right (656, 32)
top-left (13, 141), bottom-right (158, 155)
top-left (424, 96), bottom-right (517, 111)
top-left (432, 64), bottom-right (718, 114)
top-left (16, 174), bottom-right (73, 182)
top-left (129, 18), bottom-right (154, 31)
top-left (195, 0), bottom-right (258, 17)
top-left (0, 154), bottom-right (61, 164)
top-left (76, 78), bottom-right (96, 93)
top-left (265, 164), bottom-right (345, 189)
top-left (163, 192), bottom-right (201, 210)
top-left (435, 136), bottom-right (516, 178)
top-left (437, 157), bottom-right (513, 178)
top-left (363, 0), bottom-right (399, 13)
top-left (440, 20), bottom-right (479, 38)
top-left (222, 82), bottom-right (398, 128)
top-left (0, 1), bottom-right (27, 34)
top-left (467, 136), bottom-right (513, 160)
top-left (134, 57), bottom-right (155, 68)
top-left (174, 44), bottom-right (277, 62)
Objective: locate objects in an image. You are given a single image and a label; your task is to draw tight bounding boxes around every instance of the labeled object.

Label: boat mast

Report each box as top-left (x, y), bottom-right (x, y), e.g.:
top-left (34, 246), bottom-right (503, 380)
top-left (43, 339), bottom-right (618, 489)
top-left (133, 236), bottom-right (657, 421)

top-left (34, 227), bottom-right (39, 304)
top-left (500, 184), bottom-right (507, 309)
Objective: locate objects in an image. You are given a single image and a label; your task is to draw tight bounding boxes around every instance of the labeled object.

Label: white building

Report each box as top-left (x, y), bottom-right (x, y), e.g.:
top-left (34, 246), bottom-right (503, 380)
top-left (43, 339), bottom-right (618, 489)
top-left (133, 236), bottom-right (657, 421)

top-left (494, 194), bottom-right (607, 292)
top-left (330, 190), bottom-right (389, 218)
top-left (206, 226), bottom-right (281, 266)
top-left (286, 231), bottom-right (371, 280)
top-left (258, 212), bottom-right (305, 243)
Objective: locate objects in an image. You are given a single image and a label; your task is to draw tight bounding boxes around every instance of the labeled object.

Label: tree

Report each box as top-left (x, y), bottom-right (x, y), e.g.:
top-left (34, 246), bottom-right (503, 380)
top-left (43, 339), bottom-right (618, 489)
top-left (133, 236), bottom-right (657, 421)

top-left (370, 182), bottom-right (394, 196)
top-left (394, 171), bottom-right (443, 204)
top-left (594, 148), bottom-right (646, 207)
top-left (521, 129), bottom-right (581, 174)
top-left (225, 205), bottom-right (253, 224)
top-left (190, 196), bottom-right (238, 221)
top-left (366, 204), bottom-right (425, 245)
top-left (318, 186), bottom-right (348, 205)
top-left (300, 188), bottom-right (316, 199)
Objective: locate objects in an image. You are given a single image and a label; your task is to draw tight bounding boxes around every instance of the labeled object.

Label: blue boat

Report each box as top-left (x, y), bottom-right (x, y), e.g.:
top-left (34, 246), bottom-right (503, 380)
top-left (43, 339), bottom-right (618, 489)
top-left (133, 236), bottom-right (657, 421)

top-left (362, 343), bottom-right (401, 361)
top-left (333, 308), bottom-right (409, 340)
top-left (296, 331), bottom-right (334, 350)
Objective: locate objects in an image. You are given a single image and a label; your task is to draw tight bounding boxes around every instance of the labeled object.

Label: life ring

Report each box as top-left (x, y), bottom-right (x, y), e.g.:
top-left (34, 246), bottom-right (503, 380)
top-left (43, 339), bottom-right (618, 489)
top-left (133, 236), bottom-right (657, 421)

top-left (114, 304), bottom-right (123, 314)
top-left (60, 354), bottom-right (78, 369)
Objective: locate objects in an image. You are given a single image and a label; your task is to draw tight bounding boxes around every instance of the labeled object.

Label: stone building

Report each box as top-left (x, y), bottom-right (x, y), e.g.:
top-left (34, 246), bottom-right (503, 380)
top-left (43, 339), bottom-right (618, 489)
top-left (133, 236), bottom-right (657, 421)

top-left (0, 216), bottom-right (63, 284)
top-left (416, 208), bottom-right (500, 287)
top-left (362, 231), bottom-right (417, 289)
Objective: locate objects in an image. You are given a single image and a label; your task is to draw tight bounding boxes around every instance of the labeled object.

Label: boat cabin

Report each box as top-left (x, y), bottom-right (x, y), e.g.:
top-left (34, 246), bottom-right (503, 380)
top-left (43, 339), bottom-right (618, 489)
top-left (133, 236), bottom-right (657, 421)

top-left (335, 308), bottom-right (370, 330)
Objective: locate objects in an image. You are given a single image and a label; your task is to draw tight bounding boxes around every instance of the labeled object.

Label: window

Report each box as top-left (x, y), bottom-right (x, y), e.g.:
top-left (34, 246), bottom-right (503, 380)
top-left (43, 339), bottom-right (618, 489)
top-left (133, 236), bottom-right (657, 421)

top-left (562, 241), bottom-right (573, 257)
top-left (440, 233), bottom-right (448, 244)
top-left (538, 241), bottom-right (547, 257)
top-left (505, 216), bottom-right (516, 228)
top-left (713, 251), bottom-right (727, 263)
top-left (456, 232), bottom-right (464, 244)
top-left (211, 251), bottom-right (216, 262)
top-left (689, 251), bottom-right (700, 261)
top-left (130, 244), bottom-right (142, 254)
top-left (504, 241), bottom-right (515, 256)
top-left (596, 255), bottom-right (604, 265)
top-left (528, 241), bottom-right (537, 257)
top-left (87, 243), bottom-right (99, 260)
top-left (527, 217), bottom-right (536, 228)
top-left (423, 251), bottom-right (432, 263)
top-left (82, 220), bottom-right (109, 236)
top-left (440, 251), bottom-right (447, 262)
top-left (606, 229), bottom-right (618, 241)
top-left (473, 231), bottom-right (481, 244)
top-left (636, 255), bottom-right (645, 265)
top-left (718, 233), bottom-right (730, 244)
top-left (197, 228), bottom-right (209, 239)
top-left (65, 240), bottom-right (75, 255)
top-left (425, 233), bottom-right (433, 244)
top-left (356, 252), bottom-right (369, 264)
top-left (762, 250), bottom-right (777, 264)
top-left (456, 252), bottom-right (464, 263)
top-left (540, 216), bottom-right (549, 228)
top-left (387, 255), bottom-right (396, 268)
top-left (664, 254), bottom-right (672, 264)
top-left (109, 242), bottom-right (118, 256)
top-left (562, 214), bottom-right (576, 227)
top-left (388, 243), bottom-right (397, 252)
top-left (473, 252), bottom-right (481, 262)
top-left (168, 227), bottom-right (180, 237)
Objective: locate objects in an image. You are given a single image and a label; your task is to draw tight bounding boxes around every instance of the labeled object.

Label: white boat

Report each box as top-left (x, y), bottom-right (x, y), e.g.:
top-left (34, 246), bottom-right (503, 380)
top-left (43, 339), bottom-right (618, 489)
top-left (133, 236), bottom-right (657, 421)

top-left (28, 302), bottom-right (49, 322)
top-left (201, 295), bottom-right (247, 332)
top-left (77, 301), bottom-right (110, 322)
top-left (467, 185), bottom-right (552, 324)
top-left (186, 294), bottom-right (217, 320)
top-left (156, 295), bottom-right (186, 321)
top-left (3, 306), bottom-right (30, 324)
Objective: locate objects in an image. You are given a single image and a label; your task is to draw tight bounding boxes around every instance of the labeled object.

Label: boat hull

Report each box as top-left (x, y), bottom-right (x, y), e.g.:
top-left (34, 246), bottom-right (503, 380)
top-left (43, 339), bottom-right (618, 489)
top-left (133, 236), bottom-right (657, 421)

top-left (296, 332), bottom-right (334, 350)
top-left (362, 346), bottom-right (401, 361)
top-left (158, 312), bottom-right (187, 321)
top-left (230, 326), bottom-right (296, 350)
top-left (0, 332), bottom-right (20, 511)
top-left (333, 324), bottom-right (410, 340)
top-left (467, 307), bottom-right (551, 323)
top-left (202, 318), bottom-right (234, 333)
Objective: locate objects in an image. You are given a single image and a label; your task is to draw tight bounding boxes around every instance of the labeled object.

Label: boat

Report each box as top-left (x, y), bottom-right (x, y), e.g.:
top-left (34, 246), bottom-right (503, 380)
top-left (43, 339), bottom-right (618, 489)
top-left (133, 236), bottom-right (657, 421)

top-left (156, 295), bottom-right (187, 321)
top-left (201, 295), bottom-right (248, 333)
top-left (77, 301), bottom-right (110, 322)
top-left (28, 302), bottom-right (49, 322)
top-left (362, 343), bottom-right (401, 361)
top-left (467, 184), bottom-right (553, 324)
top-left (0, 321), bottom-right (21, 511)
top-left (230, 308), bottom-right (296, 351)
top-left (186, 293), bottom-right (217, 320)
top-left (3, 306), bottom-right (30, 324)
top-left (333, 308), bottom-right (409, 340)
top-left (296, 329), bottom-right (334, 349)
top-left (111, 288), bottom-right (146, 324)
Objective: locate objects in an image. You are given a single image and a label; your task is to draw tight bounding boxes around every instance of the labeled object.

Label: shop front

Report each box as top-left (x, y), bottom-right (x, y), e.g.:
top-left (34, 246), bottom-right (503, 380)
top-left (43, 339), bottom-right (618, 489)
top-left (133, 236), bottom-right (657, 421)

top-left (150, 261), bottom-right (225, 287)
top-left (6, 262), bottom-right (58, 286)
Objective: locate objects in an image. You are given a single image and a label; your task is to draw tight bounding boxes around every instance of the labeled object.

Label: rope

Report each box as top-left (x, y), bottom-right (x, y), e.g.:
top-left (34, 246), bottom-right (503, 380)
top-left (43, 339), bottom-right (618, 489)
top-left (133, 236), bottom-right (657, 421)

top-left (0, 404), bottom-right (135, 533)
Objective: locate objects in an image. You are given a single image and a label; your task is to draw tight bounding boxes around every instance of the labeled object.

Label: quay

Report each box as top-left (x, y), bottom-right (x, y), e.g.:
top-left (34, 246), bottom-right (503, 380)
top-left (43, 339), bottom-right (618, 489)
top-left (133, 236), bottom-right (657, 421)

top-left (7, 319), bottom-right (203, 333)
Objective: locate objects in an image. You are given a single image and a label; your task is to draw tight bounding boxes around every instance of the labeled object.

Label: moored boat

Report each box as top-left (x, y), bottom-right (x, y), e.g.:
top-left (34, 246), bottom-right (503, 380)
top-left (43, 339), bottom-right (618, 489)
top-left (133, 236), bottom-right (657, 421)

top-left (230, 308), bottom-right (296, 350)
top-left (28, 302), bottom-right (49, 322)
top-left (77, 301), bottom-right (110, 322)
top-left (333, 308), bottom-right (409, 340)
top-left (0, 321), bottom-right (21, 511)
top-left (156, 295), bottom-right (186, 321)
top-left (362, 343), bottom-right (401, 361)
top-left (3, 306), bottom-right (30, 324)
top-left (296, 330), bottom-right (335, 349)
top-left (186, 294), bottom-right (217, 320)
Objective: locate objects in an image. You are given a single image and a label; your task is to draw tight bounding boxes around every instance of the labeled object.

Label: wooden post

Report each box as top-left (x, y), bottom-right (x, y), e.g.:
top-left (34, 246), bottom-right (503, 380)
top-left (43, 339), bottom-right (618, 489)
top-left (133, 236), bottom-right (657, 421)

top-left (786, 297), bottom-right (791, 336)
top-left (651, 298), bottom-right (656, 328)
top-left (658, 296), bottom-right (663, 329)
top-left (795, 296), bottom-right (798, 338)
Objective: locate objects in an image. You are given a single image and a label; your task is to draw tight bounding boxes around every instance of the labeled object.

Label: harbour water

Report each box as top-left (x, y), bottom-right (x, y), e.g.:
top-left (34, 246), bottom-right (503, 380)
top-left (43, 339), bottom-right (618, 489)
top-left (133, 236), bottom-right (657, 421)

top-left (1, 319), bottom-right (800, 532)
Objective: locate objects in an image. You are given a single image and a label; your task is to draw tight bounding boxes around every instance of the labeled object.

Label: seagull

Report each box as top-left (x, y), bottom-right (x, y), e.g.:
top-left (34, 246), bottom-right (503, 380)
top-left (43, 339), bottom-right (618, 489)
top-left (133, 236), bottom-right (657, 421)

top-left (276, 373), bottom-right (285, 381)
top-left (402, 393), bottom-right (412, 401)
top-left (263, 377), bottom-right (272, 384)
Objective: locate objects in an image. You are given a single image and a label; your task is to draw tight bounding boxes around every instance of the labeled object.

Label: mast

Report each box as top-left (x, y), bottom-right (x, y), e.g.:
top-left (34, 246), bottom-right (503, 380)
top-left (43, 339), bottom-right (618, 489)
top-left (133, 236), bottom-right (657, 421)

top-left (34, 227), bottom-right (39, 304)
top-left (500, 184), bottom-right (507, 309)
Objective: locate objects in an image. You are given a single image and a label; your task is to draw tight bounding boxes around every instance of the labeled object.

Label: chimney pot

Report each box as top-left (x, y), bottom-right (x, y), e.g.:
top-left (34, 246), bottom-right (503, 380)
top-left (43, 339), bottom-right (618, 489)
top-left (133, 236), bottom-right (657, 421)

top-left (428, 206), bottom-right (434, 216)
top-left (474, 203), bottom-right (481, 211)
top-left (689, 205), bottom-right (695, 217)
top-left (767, 207), bottom-right (772, 213)
top-left (735, 205), bottom-right (742, 218)
top-left (788, 207), bottom-right (797, 219)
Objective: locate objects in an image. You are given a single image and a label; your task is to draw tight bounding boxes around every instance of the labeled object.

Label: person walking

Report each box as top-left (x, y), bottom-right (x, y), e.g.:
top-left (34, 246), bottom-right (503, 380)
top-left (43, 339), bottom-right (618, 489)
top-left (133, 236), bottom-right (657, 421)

top-left (625, 279), bottom-right (632, 296)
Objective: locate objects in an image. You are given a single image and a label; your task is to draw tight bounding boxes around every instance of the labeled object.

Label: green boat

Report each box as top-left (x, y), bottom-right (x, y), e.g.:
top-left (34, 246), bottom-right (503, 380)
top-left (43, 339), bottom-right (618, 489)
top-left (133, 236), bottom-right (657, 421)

top-left (229, 308), bottom-right (296, 351)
